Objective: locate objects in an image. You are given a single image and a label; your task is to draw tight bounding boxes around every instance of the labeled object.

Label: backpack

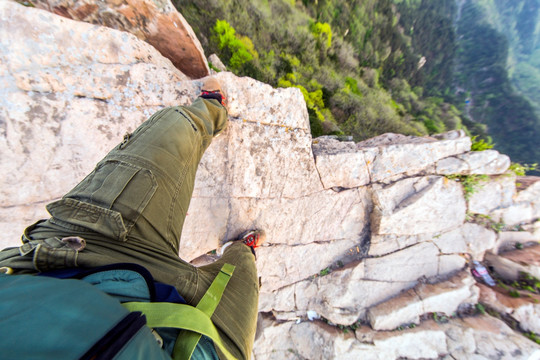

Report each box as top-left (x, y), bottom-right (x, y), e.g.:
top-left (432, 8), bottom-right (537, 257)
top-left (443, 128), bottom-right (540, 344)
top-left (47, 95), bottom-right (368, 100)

top-left (0, 263), bottom-right (237, 360)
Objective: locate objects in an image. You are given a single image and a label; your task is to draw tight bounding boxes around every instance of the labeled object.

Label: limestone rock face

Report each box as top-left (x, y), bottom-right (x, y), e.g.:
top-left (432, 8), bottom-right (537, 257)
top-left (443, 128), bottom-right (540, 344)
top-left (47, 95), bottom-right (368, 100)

top-left (31, 0), bottom-right (209, 78)
top-left (441, 316), bottom-right (540, 360)
top-left (296, 261), bottom-right (417, 325)
top-left (356, 131), bottom-right (471, 183)
top-left (364, 242), bottom-right (440, 282)
top-left (515, 176), bottom-right (540, 219)
top-left (490, 203), bottom-right (536, 227)
top-left (479, 284), bottom-right (540, 335)
top-left (3, 2), bottom-right (540, 358)
top-left (260, 242), bottom-right (471, 326)
top-left (254, 314), bottom-right (540, 360)
top-left (208, 54), bottom-right (227, 72)
top-left (485, 245), bottom-right (540, 280)
top-left (434, 150), bottom-right (511, 175)
top-left (368, 222), bottom-right (498, 259)
top-left (371, 176), bottom-right (466, 236)
top-left (312, 137), bottom-right (371, 189)
top-left (367, 271), bottom-right (479, 330)
top-left (467, 174), bottom-right (516, 215)
top-left (432, 223), bottom-right (497, 260)
top-left (461, 173), bottom-right (539, 230)
top-left (495, 231), bottom-right (539, 254)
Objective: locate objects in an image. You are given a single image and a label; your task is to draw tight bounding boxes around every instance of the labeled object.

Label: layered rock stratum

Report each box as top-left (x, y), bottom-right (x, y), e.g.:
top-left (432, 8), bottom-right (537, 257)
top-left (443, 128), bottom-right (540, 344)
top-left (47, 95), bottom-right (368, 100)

top-left (1, 1), bottom-right (540, 359)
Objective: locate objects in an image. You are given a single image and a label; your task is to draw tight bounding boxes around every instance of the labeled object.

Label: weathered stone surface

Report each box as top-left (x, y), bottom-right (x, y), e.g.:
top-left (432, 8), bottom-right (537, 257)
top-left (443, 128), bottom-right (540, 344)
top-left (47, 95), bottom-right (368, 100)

top-left (0, 202), bottom-right (51, 249)
top-left (254, 318), bottom-right (447, 360)
top-left (479, 284), bottom-right (540, 334)
top-left (490, 203), bottom-right (536, 227)
top-left (208, 54), bottom-right (227, 72)
top-left (368, 233), bottom-right (433, 256)
top-left (32, 0), bottom-right (209, 78)
top-left (253, 317), bottom-right (297, 360)
top-left (220, 72), bottom-right (309, 130)
top-left (365, 242), bottom-right (440, 282)
top-left (433, 223), bottom-right (497, 260)
top-left (370, 222), bottom-right (497, 259)
top-left (517, 176), bottom-right (540, 190)
top-left (417, 271), bottom-right (479, 314)
top-left (367, 288), bottom-right (423, 330)
top-left (227, 188), bottom-right (371, 247)
top-left (515, 176), bottom-right (540, 218)
top-left (225, 120), bottom-right (321, 198)
top-left (254, 319), bottom-right (369, 360)
top-left (435, 150), bottom-right (511, 175)
top-left (534, 222), bottom-right (540, 239)
top-left (180, 197), bottom-right (230, 258)
top-left (495, 231), bottom-right (539, 254)
top-left (371, 176), bottom-right (466, 235)
top-left (485, 245), bottom-right (540, 281)
top-left (256, 239), bottom-right (360, 294)
top-left (441, 315), bottom-right (540, 360)
top-left (468, 174), bottom-right (516, 215)
top-left (357, 131), bottom-right (471, 183)
top-left (289, 321), bottom-right (358, 360)
top-left (303, 270), bottom-right (414, 325)
top-left (356, 133), bottom-right (436, 148)
top-left (513, 303), bottom-right (540, 335)
top-left (255, 315), bottom-right (540, 360)
top-left (438, 254), bottom-right (468, 276)
top-left (368, 271), bottom-right (478, 330)
top-left (370, 321), bottom-right (448, 359)
top-left (312, 136), bottom-right (371, 188)
top-left (0, 1), bottom-right (190, 249)
top-left (259, 259), bottom-right (417, 325)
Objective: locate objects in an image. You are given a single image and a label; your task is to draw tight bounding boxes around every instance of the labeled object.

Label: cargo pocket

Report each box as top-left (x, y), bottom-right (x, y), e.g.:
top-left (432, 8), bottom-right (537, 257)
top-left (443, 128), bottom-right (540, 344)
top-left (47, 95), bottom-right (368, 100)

top-left (48, 160), bottom-right (157, 242)
top-left (19, 237), bottom-right (79, 272)
top-left (117, 107), bottom-right (176, 150)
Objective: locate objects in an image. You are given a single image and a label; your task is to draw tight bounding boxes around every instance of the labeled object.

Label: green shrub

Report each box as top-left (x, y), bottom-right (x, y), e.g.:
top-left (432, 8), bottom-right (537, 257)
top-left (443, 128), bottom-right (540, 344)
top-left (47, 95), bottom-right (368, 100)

top-left (310, 21), bottom-right (332, 49)
top-left (422, 116), bottom-right (442, 133)
top-left (446, 174), bottom-right (489, 201)
top-left (470, 135), bottom-right (494, 151)
top-left (475, 303), bottom-right (486, 315)
top-left (213, 20), bottom-right (258, 70)
top-left (319, 267), bottom-right (331, 276)
top-left (509, 162), bottom-right (538, 176)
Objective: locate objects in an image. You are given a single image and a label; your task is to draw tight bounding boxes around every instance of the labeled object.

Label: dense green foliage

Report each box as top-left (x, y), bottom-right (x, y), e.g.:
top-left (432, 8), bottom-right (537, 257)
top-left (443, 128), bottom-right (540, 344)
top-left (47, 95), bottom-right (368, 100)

top-left (175, 0), bottom-right (539, 171)
top-left (213, 19), bottom-right (258, 70)
top-left (454, 0), bottom-right (540, 168)
top-left (175, 0), bottom-right (466, 141)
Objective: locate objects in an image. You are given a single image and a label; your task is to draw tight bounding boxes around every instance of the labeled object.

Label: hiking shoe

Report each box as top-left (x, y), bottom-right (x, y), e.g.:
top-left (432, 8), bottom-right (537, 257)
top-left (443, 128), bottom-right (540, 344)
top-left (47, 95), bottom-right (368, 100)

top-left (200, 77), bottom-right (227, 109)
top-left (239, 230), bottom-right (266, 249)
top-left (218, 229), bottom-right (266, 257)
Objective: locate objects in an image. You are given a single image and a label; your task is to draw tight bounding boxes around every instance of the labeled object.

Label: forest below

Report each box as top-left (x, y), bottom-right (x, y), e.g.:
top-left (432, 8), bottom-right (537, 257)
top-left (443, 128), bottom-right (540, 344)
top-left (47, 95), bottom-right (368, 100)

top-left (174, 0), bottom-right (540, 172)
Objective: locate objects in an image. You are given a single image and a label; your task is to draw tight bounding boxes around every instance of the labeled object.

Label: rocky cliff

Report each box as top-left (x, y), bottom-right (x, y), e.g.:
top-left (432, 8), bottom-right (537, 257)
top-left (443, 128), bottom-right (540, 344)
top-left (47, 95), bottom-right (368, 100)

top-left (1, 1), bottom-right (540, 359)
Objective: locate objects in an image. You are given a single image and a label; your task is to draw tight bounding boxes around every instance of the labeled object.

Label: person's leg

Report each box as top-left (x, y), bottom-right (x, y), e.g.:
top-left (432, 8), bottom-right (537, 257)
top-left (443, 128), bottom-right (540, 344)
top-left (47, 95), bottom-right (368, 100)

top-left (194, 242), bottom-right (259, 360)
top-left (0, 96), bottom-right (227, 274)
top-left (50, 97), bottom-right (227, 253)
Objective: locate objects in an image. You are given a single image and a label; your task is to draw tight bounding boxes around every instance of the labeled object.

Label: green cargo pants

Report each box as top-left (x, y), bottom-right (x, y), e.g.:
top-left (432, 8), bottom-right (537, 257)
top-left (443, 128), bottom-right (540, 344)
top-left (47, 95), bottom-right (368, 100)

top-left (0, 98), bottom-right (258, 360)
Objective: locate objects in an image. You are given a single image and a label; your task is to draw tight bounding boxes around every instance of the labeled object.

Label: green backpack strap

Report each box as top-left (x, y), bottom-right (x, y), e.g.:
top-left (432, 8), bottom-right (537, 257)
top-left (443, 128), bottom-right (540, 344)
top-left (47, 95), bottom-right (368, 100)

top-left (175, 263), bottom-right (235, 359)
top-left (123, 263), bottom-right (236, 360)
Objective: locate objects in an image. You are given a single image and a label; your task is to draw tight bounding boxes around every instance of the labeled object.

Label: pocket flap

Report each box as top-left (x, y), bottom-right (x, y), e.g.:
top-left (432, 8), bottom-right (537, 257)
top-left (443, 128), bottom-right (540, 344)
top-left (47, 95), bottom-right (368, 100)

top-left (47, 198), bottom-right (128, 241)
